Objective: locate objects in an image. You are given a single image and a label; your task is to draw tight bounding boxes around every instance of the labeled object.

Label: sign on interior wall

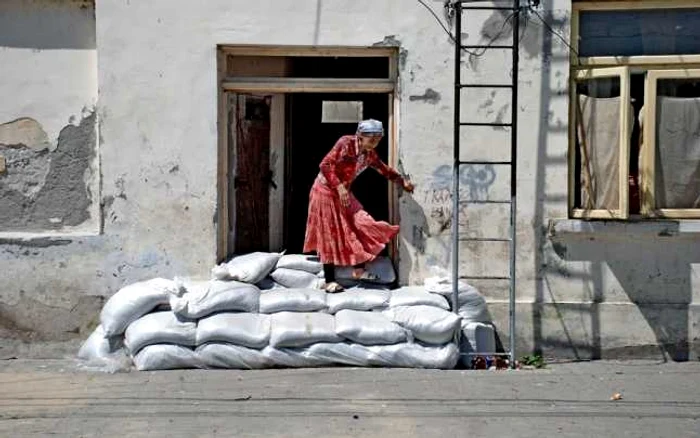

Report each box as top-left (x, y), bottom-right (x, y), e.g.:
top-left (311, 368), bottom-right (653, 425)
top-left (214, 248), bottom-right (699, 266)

top-left (321, 101), bottom-right (363, 123)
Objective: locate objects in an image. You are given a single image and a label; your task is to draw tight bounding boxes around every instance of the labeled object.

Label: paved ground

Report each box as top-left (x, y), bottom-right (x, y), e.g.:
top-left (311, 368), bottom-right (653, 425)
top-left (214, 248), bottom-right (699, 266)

top-left (1, 359), bottom-right (699, 437)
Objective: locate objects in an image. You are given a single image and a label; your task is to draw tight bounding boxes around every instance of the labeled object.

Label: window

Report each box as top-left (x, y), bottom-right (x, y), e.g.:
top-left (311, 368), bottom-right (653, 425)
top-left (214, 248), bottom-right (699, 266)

top-left (570, 2), bottom-right (700, 219)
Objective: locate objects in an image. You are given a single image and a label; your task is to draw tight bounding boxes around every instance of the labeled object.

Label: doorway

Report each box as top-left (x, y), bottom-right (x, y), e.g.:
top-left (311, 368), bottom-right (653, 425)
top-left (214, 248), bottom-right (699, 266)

top-left (217, 46), bottom-right (398, 262)
top-left (284, 93), bottom-right (390, 253)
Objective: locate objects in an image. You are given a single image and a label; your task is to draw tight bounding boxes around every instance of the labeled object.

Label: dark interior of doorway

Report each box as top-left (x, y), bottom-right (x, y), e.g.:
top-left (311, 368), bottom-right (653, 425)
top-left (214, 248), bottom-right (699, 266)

top-left (284, 93), bottom-right (390, 254)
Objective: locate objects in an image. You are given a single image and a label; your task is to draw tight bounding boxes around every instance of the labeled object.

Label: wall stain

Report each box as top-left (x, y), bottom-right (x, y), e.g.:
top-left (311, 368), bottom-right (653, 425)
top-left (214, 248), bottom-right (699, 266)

top-left (409, 88), bottom-right (441, 104)
top-left (372, 35), bottom-right (408, 70)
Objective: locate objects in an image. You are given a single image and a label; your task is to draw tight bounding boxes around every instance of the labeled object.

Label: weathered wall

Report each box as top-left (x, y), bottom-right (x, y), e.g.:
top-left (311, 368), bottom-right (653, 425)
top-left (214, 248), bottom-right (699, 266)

top-left (1, 0), bottom-right (698, 360)
top-left (0, 0), bottom-right (99, 234)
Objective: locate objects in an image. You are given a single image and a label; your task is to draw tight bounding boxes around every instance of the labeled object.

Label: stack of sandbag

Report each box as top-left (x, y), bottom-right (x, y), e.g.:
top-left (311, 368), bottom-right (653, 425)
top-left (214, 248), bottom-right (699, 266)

top-left (424, 273), bottom-right (496, 368)
top-left (78, 252), bottom-right (461, 371)
top-left (195, 285), bottom-right (460, 370)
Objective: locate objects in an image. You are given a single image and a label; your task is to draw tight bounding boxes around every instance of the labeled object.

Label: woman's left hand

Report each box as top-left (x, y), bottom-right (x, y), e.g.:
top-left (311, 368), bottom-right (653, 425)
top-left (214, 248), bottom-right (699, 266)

top-left (402, 180), bottom-right (415, 193)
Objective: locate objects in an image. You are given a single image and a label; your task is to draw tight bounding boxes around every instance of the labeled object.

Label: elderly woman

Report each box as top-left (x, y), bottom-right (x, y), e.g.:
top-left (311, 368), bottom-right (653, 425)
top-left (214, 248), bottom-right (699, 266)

top-left (303, 119), bottom-right (414, 293)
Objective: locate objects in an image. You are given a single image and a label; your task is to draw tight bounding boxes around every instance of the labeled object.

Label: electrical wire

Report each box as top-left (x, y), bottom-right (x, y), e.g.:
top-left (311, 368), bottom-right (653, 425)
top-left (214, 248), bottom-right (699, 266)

top-left (528, 6), bottom-right (579, 57)
top-left (416, 0), bottom-right (520, 57)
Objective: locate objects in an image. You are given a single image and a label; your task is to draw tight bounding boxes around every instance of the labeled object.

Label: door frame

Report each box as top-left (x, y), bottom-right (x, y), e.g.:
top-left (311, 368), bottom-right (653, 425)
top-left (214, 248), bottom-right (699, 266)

top-left (216, 45), bottom-right (400, 263)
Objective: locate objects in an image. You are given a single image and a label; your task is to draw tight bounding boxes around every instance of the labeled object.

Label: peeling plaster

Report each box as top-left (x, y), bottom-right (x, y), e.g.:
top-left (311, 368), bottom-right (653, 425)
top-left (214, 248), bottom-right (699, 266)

top-left (0, 111), bottom-right (97, 231)
top-left (372, 35), bottom-right (407, 70)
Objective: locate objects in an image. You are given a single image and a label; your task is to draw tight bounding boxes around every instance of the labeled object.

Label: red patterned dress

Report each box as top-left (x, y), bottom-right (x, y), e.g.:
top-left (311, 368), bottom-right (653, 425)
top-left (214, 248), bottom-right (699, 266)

top-left (303, 135), bottom-right (404, 266)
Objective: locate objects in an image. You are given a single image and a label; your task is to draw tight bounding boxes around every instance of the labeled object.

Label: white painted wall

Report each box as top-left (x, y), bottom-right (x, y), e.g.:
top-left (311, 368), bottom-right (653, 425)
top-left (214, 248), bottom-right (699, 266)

top-left (0, 0), bottom-right (697, 359)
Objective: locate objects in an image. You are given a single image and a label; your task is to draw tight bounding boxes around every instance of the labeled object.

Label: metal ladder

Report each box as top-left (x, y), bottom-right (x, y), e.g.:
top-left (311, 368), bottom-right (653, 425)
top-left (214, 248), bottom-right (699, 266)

top-left (451, 0), bottom-right (521, 368)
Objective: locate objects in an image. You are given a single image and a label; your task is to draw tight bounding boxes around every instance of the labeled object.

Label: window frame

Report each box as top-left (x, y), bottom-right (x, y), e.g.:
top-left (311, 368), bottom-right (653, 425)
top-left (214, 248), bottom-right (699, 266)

top-left (571, 1), bottom-right (700, 219)
top-left (569, 67), bottom-right (631, 219)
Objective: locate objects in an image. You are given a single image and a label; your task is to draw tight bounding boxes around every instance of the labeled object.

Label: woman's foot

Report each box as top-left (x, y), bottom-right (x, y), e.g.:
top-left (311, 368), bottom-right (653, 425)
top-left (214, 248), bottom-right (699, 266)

top-left (324, 282), bottom-right (344, 293)
top-left (351, 269), bottom-right (381, 283)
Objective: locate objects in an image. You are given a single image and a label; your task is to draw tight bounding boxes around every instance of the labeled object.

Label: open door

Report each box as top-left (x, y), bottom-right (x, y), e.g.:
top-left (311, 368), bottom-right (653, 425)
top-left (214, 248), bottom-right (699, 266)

top-left (229, 94), bottom-right (273, 254)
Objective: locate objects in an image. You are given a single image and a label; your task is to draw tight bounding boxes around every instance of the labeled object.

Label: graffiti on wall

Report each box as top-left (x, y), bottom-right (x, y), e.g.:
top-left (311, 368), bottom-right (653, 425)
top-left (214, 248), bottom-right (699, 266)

top-left (423, 164), bottom-right (497, 232)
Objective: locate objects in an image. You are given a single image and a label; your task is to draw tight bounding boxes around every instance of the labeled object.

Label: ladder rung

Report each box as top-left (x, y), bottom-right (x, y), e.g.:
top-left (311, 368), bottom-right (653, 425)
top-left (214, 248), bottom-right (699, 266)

top-left (458, 199), bottom-right (511, 204)
top-left (458, 160), bottom-right (511, 165)
top-left (459, 83), bottom-right (513, 88)
top-left (461, 276), bottom-right (511, 280)
top-left (460, 122), bottom-right (512, 127)
top-left (460, 237), bottom-right (511, 242)
top-left (461, 45), bottom-right (514, 50)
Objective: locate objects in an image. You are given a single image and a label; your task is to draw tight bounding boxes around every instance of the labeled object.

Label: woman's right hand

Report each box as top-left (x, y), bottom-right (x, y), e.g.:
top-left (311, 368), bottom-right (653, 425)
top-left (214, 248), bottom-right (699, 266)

top-left (337, 185), bottom-right (350, 208)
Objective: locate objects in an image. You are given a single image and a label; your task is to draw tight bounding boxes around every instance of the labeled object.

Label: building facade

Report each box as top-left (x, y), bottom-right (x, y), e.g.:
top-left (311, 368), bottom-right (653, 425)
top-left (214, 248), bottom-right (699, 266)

top-left (1, 0), bottom-right (699, 360)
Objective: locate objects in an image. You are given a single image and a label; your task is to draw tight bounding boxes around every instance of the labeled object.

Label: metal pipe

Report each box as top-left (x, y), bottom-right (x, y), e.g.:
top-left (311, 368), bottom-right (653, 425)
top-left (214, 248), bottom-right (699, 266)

top-left (509, 0), bottom-right (520, 369)
top-left (451, 3), bottom-right (462, 318)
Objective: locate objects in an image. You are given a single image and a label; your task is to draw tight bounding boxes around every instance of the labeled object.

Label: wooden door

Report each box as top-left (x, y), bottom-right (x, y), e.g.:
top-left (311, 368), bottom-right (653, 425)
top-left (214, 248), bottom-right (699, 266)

top-left (231, 94), bottom-right (272, 254)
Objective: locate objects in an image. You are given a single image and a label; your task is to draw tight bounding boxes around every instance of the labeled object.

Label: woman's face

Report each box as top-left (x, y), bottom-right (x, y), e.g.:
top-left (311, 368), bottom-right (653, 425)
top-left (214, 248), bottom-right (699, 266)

top-left (358, 134), bottom-right (382, 150)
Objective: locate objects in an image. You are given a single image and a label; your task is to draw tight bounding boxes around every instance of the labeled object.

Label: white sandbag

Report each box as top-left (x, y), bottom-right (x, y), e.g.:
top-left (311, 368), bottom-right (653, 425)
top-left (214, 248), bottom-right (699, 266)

top-left (77, 325), bottom-right (123, 361)
top-left (269, 312), bottom-right (341, 348)
top-left (196, 313), bottom-right (271, 348)
top-left (262, 345), bottom-right (334, 368)
top-left (170, 280), bottom-right (259, 319)
top-left (326, 289), bottom-right (390, 314)
top-left (424, 273), bottom-right (492, 323)
top-left (389, 287), bottom-right (450, 310)
top-left (258, 289), bottom-right (327, 314)
top-left (132, 344), bottom-right (200, 371)
top-left (196, 343), bottom-right (271, 369)
top-left (276, 254), bottom-right (322, 274)
top-left (456, 289), bottom-right (492, 324)
top-left (385, 305), bottom-right (462, 345)
top-left (335, 310), bottom-right (408, 345)
top-left (211, 252), bottom-right (282, 284)
top-left (100, 278), bottom-right (178, 336)
top-left (368, 342), bottom-right (459, 369)
top-left (256, 277), bottom-right (286, 290)
top-left (305, 343), bottom-right (373, 367)
top-left (460, 322), bottom-right (497, 368)
top-left (124, 311), bottom-right (197, 354)
top-left (335, 256), bottom-right (396, 285)
top-left (270, 268), bottom-right (324, 289)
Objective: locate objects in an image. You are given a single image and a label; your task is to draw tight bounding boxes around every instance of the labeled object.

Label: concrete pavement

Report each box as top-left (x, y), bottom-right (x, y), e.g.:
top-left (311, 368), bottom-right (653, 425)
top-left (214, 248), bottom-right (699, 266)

top-left (0, 359), bottom-right (699, 437)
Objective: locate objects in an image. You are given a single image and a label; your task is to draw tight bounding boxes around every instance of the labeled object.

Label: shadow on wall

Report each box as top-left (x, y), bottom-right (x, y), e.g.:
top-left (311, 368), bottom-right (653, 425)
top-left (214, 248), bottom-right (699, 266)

top-left (0, 0), bottom-right (96, 50)
top-left (545, 231), bottom-right (696, 362)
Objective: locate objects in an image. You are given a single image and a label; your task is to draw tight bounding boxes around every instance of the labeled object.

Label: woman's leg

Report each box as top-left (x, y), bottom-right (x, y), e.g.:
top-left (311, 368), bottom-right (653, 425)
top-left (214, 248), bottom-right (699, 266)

top-left (323, 264), bottom-right (336, 283)
top-left (323, 264), bottom-right (343, 293)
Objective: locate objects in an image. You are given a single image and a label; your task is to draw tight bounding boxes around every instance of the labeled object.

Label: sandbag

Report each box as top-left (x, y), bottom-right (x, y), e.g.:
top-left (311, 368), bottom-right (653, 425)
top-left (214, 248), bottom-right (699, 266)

top-left (269, 312), bottom-right (341, 348)
top-left (326, 289), bottom-right (390, 314)
top-left (77, 325), bottom-right (123, 361)
top-left (170, 280), bottom-right (259, 319)
top-left (424, 275), bottom-right (492, 323)
top-left (385, 305), bottom-right (462, 345)
top-left (196, 313), bottom-right (271, 348)
top-left (100, 278), bottom-right (178, 336)
top-left (124, 311), bottom-right (197, 354)
top-left (256, 277), bottom-right (286, 290)
top-left (304, 343), bottom-right (374, 367)
top-left (262, 346), bottom-right (334, 368)
top-left (258, 289), bottom-right (327, 314)
top-left (389, 287), bottom-right (450, 310)
top-left (270, 268), bottom-right (324, 289)
top-left (276, 254), bottom-right (322, 274)
top-left (368, 342), bottom-right (459, 369)
top-left (335, 310), bottom-right (408, 345)
top-left (335, 256), bottom-right (396, 285)
top-left (211, 252), bottom-right (282, 284)
top-left (132, 344), bottom-right (200, 371)
top-left (196, 343), bottom-right (271, 369)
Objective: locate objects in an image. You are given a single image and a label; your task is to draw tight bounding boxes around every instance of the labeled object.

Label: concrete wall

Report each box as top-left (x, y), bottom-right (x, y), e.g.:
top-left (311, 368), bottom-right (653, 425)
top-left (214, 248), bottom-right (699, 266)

top-left (1, 0), bottom-right (698, 360)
